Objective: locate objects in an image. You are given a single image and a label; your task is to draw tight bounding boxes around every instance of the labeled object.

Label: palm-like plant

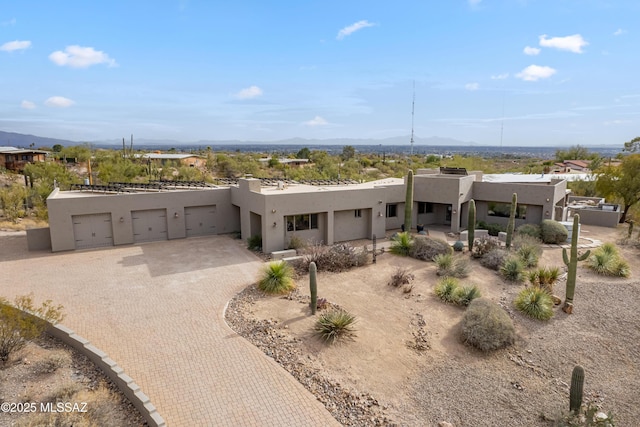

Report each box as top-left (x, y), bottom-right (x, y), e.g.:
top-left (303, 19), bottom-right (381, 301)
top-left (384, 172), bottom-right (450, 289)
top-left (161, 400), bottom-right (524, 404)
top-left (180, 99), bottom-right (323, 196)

top-left (389, 232), bottom-right (413, 256)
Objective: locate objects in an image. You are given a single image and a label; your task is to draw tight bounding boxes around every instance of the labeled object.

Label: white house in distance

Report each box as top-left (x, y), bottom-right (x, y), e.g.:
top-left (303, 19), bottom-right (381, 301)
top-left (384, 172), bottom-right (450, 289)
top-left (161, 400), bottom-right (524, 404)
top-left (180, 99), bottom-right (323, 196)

top-left (29, 168), bottom-right (619, 253)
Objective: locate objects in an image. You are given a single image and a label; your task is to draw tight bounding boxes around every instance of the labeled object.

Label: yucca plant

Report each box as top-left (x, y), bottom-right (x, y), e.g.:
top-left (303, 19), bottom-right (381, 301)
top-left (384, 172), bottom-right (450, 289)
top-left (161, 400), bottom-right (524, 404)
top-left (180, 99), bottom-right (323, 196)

top-left (587, 251), bottom-right (616, 275)
top-left (433, 253), bottom-right (454, 275)
top-left (257, 261), bottom-right (295, 294)
top-left (500, 257), bottom-right (525, 282)
top-left (389, 232), bottom-right (413, 256)
top-left (453, 285), bottom-right (481, 306)
top-left (434, 277), bottom-right (459, 303)
top-left (613, 258), bottom-right (631, 278)
top-left (515, 287), bottom-right (554, 320)
top-left (314, 308), bottom-right (357, 343)
top-left (528, 266), bottom-right (560, 294)
top-left (599, 242), bottom-right (619, 257)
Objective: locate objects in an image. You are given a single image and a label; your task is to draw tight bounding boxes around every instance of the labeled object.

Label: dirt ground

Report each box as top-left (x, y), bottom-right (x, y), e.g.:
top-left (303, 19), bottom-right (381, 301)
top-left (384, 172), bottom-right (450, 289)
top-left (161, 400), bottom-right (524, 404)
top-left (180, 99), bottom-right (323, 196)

top-left (233, 226), bottom-right (640, 426)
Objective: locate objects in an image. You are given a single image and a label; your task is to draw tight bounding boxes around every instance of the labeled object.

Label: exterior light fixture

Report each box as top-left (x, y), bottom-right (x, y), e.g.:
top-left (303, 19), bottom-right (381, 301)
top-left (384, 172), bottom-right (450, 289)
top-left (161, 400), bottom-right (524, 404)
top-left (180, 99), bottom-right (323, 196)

top-left (273, 221), bottom-right (277, 227)
top-left (174, 212), bottom-right (180, 218)
top-left (272, 209), bottom-right (276, 213)
top-left (119, 217), bottom-right (124, 223)
top-left (452, 210), bottom-right (457, 215)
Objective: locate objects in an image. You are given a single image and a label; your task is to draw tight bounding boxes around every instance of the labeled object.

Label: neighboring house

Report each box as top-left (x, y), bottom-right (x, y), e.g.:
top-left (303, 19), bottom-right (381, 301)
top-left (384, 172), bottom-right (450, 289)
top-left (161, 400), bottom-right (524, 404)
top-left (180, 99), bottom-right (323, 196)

top-left (0, 146), bottom-right (47, 171)
top-left (258, 158), bottom-right (311, 168)
top-left (39, 168), bottom-right (576, 253)
top-left (552, 159), bottom-right (591, 173)
top-left (141, 153), bottom-right (204, 168)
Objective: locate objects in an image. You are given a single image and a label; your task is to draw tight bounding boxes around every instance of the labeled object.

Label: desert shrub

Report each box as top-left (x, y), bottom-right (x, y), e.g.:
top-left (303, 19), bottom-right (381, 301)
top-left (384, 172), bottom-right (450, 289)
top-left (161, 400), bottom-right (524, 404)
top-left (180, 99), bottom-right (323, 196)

top-left (453, 285), bottom-right (481, 306)
top-left (257, 261), bottom-right (295, 294)
top-left (434, 277), bottom-right (460, 303)
top-left (409, 236), bottom-right (452, 261)
top-left (34, 350), bottom-right (72, 374)
top-left (587, 243), bottom-right (630, 277)
top-left (480, 248), bottom-right (509, 270)
top-left (513, 234), bottom-right (543, 268)
top-left (247, 234), bottom-right (262, 251)
top-left (435, 254), bottom-right (471, 278)
top-left (471, 236), bottom-right (500, 258)
top-left (0, 294), bottom-right (65, 364)
top-left (554, 402), bottom-right (616, 427)
top-left (500, 257), bottom-right (525, 282)
top-left (461, 298), bottom-right (515, 352)
top-left (44, 382), bottom-right (83, 403)
top-left (528, 266), bottom-right (560, 294)
top-left (517, 245), bottom-right (540, 268)
top-left (477, 221), bottom-right (505, 236)
top-left (388, 267), bottom-right (414, 287)
top-left (287, 235), bottom-right (306, 250)
top-left (314, 308), bottom-right (357, 343)
top-left (453, 240), bottom-right (464, 252)
top-left (541, 220), bottom-right (568, 244)
top-left (389, 232), bottom-right (413, 256)
top-left (516, 223), bottom-right (542, 240)
top-left (298, 243), bottom-right (369, 273)
top-left (515, 287), bottom-right (554, 320)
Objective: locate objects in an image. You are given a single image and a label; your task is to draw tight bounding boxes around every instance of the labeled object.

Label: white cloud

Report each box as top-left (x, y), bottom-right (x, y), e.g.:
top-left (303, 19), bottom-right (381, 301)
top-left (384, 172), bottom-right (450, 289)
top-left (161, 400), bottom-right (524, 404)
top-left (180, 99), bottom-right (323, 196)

top-left (0, 40), bottom-right (31, 52)
top-left (539, 34), bottom-right (588, 53)
top-left (613, 28), bottom-right (626, 36)
top-left (465, 83), bottom-right (479, 91)
top-left (336, 20), bottom-right (375, 40)
top-left (234, 85), bottom-right (263, 99)
top-left (491, 73), bottom-right (509, 80)
top-left (49, 45), bottom-right (117, 68)
top-left (21, 100), bottom-right (36, 109)
top-left (523, 46), bottom-right (540, 56)
top-left (1, 18), bottom-right (16, 26)
top-left (44, 96), bottom-right (75, 108)
top-left (516, 65), bottom-right (557, 81)
top-left (304, 116), bottom-right (329, 127)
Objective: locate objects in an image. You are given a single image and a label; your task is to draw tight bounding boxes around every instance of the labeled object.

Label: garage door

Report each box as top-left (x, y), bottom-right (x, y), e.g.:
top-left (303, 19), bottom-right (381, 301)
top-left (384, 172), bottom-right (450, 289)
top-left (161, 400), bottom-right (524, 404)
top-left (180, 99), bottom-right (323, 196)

top-left (72, 213), bottom-right (114, 250)
top-left (185, 205), bottom-right (217, 237)
top-left (132, 209), bottom-right (168, 243)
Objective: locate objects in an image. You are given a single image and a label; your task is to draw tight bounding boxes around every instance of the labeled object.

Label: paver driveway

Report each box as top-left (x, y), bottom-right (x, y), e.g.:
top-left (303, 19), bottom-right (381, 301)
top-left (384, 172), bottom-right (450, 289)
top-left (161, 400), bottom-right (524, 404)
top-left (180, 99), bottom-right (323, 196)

top-left (0, 233), bottom-right (339, 426)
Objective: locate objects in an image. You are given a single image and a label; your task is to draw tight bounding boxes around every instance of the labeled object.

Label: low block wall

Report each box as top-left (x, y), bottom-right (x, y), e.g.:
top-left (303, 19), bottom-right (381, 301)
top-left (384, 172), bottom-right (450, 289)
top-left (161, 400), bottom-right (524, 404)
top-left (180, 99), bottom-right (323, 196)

top-left (26, 227), bottom-right (52, 251)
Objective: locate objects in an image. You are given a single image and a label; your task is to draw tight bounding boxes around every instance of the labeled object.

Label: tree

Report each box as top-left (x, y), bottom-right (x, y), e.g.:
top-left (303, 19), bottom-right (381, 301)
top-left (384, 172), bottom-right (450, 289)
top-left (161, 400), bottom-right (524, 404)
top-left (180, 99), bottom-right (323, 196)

top-left (296, 147), bottom-right (311, 159)
top-left (622, 136), bottom-right (640, 153)
top-left (341, 145), bottom-right (355, 161)
top-left (595, 154), bottom-right (640, 223)
top-left (0, 182), bottom-right (28, 222)
top-left (52, 144), bottom-right (63, 153)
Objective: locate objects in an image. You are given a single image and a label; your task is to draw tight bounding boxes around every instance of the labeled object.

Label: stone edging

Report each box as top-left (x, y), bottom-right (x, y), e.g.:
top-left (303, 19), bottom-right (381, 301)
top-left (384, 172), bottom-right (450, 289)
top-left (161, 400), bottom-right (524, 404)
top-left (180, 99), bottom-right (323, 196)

top-left (46, 323), bottom-right (166, 427)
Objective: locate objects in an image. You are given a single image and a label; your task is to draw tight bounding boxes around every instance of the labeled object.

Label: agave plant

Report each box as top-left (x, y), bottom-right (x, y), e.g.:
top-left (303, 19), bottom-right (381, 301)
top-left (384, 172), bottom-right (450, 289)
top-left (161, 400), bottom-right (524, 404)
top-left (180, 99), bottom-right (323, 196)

top-left (434, 277), bottom-right (459, 303)
top-left (314, 308), bottom-right (357, 343)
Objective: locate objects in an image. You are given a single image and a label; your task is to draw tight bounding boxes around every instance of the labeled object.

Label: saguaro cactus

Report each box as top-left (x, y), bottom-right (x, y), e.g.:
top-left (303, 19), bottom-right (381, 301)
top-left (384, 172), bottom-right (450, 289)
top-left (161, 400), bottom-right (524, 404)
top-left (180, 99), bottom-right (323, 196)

top-left (468, 199), bottom-right (476, 252)
top-left (570, 365), bottom-right (585, 413)
top-left (506, 193), bottom-right (517, 249)
top-left (404, 170), bottom-right (414, 233)
top-left (309, 262), bottom-right (318, 315)
top-left (562, 214), bottom-right (590, 314)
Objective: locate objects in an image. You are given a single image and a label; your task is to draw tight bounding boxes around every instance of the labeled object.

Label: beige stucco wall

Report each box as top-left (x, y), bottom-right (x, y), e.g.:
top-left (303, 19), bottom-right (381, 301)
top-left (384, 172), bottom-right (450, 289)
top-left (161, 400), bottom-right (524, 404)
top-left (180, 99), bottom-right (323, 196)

top-left (413, 174), bottom-right (476, 232)
top-left (47, 187), bottom-right (238, 252)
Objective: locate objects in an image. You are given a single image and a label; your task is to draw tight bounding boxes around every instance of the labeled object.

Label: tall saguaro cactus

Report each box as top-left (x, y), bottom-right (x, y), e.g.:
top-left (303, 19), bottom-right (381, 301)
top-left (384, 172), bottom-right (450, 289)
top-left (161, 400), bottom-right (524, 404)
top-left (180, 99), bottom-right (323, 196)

top-left (570, 365), bottom-right (585, 413)
top-left (468, 199), bottom-right (476, 252)
top-left (309, 262), bottom-right (318, 315)
top-left (404, 170), bottom-right (414, 232)
top-left (562, 214), bottom-right (590, 314)
top-left (506, 193), bottom-right (517, 249)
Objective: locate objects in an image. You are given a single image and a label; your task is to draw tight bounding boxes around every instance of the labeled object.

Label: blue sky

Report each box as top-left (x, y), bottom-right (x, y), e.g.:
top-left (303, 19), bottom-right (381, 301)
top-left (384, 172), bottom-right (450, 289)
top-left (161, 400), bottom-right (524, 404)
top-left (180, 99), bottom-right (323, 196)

top-left (1, 0), bottom-right (638, 146)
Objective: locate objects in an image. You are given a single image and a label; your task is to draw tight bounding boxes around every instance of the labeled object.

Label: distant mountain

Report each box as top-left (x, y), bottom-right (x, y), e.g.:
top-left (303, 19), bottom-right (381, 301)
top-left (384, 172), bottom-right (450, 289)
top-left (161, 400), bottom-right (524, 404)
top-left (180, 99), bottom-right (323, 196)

top-left (0, 131), bottom-right (79, 149)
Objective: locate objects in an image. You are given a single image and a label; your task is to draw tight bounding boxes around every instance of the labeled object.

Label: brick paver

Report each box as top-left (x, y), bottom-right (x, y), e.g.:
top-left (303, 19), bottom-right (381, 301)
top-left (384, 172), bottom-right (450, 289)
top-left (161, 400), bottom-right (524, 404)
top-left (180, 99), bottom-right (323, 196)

top-left (0, 233), bottom-right (340, 426)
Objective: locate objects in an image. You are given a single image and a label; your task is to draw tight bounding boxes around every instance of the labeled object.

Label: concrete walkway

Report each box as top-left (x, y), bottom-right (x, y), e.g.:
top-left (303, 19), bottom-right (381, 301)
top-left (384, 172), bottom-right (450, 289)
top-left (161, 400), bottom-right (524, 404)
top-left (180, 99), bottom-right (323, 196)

top-left (0, 233), bottom-right (339, 427)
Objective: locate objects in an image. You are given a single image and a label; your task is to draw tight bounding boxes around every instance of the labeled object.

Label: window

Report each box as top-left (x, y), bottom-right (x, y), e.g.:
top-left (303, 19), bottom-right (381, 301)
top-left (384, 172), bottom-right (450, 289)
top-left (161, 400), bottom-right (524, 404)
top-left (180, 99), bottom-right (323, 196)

top-left (386, 204), bottom-right (397, 218)
top-left (418, 202), bottom-right (434, 214)
top-left (488, 202), bottom-right (527, 219)
top-left (354, 209), bottom-right (362, 218)
top-left (285, 213), bottom-right (319, 231)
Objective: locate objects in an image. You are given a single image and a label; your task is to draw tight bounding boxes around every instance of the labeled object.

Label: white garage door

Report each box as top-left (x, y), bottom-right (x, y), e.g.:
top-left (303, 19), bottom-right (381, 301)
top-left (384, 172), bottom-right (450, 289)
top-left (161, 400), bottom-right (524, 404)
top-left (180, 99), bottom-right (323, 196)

top-left (72, 213), bottom-right (114, 250)
top-left (185, 205), bottom-right (217, 237)
top-left (132, 209), bottom-right (168, 243)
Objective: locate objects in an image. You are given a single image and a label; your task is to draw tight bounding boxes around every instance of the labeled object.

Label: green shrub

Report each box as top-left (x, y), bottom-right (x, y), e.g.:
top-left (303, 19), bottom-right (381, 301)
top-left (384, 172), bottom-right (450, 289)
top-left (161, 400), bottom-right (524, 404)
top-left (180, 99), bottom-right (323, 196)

top-left (453, 240), bottom-right (465, 252)
top-left (433, 252), bottom-right (453, 271)
top-left (388, 267), bottom-right (414, 287)
top-left (314, 308), bottom-right (357, 343)
top-left (541, 220), bottom-right (568, 244)
top-left (298, 243), bottom-right (369, 273)
top-left (528, 266), bottom-right (560, 294)
top-left (453, 285), bottom-right (481, 306)
top-left (517, 245), bottom-right (540, 268)
top-left (257, 261), bottom-right (295, 294)
top-left (434, 277), bottom-right (460, 303)
top-left (247, 235), bottom-right (262, 251)
top-left (500, 257), bottom-right (525, 282)
top-left (287, 235), bottom-right (306, 250)
top-left (477, 221), bottom-right (505, 236)
top-left (472, 236), bottom-right (500, 258)
top-left (409, 236), bottom-right (452, 261)
top-left (389, 232), bottom-right (413, 256)
top-left (435, 254), bottom-right (471, 278)
top-left (0, 295), bottom-right (65, 364)
top-left (515, 287), bottom-right (554, 320)
top-left (461, 298), bottom-right (515, 352)
top-left (480, 248), bottom-right (509, 271)
top-left (587, 243), bottom-right (631, 277)
top-left (516, 223), bottom-right (542, 240)
top-left (513, 234), bottom-right (543, 269)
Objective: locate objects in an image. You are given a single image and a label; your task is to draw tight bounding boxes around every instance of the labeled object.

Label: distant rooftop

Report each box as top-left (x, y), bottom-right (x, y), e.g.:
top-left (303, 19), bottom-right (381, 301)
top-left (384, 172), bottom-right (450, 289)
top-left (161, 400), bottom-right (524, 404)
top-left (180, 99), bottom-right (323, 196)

top-left (482, 173), bottom-right (591, 183)
top-left (0, 146), bottom-right (48, 154)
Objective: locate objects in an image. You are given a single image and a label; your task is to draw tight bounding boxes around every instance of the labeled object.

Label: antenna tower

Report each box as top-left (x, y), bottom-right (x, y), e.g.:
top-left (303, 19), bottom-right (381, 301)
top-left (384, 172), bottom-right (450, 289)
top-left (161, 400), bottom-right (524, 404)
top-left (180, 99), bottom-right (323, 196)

top-left (410, 81), bottom-right (415, 156)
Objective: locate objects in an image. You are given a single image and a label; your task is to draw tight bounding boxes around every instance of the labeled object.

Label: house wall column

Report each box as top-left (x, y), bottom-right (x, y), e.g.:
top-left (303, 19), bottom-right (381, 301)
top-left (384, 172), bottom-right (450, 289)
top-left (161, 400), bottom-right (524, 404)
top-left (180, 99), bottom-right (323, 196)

top-left (326, 210), bottom-right (334, 245)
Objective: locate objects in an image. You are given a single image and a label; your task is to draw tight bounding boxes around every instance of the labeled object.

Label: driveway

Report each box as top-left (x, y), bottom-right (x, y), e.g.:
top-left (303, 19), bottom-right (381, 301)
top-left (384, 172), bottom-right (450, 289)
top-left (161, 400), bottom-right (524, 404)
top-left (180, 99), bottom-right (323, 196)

top-left (0, 233), bottom-right (339, 426)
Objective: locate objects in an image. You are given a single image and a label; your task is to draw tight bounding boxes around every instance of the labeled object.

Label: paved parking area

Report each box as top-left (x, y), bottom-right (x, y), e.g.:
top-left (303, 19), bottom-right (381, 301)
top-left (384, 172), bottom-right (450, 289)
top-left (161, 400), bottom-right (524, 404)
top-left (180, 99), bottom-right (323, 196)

top-left (0, 233), bottom-right (339, 426)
